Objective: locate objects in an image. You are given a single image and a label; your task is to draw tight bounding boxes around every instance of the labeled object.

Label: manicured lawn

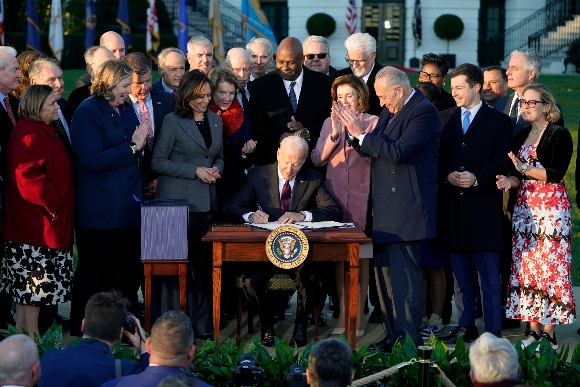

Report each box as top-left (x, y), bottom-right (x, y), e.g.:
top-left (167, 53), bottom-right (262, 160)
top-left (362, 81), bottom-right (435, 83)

top-left (61, 70), bottom-right (580, 284)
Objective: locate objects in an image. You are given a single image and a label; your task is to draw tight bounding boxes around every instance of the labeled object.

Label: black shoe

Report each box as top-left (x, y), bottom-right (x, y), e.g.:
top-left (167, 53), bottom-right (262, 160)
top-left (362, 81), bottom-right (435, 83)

top-left (490, 330), bottom-right (502, 338)
top-left (368, 308), bottom-right (382, 323)
top-left (308, 313), bottom-right (327, 327)
top-left (368, 336), bottom-right (393, 353)
top-left (289, 325), bottom-right (308, 347)
top-left (503, 317), bottom-right (521, 329)
top-left (441, 326), bottom-right (479, 344)
top-left (328, 296), bottom-right (339, 311)
top-left (261, 326), bottom-right (276, 347)
top-left (54, 314), bottom-right (70, 328)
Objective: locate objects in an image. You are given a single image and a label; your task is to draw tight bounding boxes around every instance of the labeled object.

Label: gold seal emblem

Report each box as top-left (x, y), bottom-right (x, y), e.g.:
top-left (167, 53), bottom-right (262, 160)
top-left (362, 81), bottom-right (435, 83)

top-left (265, 225), bottom-right (309, 269)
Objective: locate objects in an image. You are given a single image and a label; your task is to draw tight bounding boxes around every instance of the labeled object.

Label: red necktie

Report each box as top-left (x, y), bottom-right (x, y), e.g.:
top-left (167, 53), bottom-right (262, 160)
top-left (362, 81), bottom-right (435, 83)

top-left (4, 96), bottom-right (16, 126)
top-left (280, 180), bottom-right (291, 214)
top-left (139, 99), bottom-right (154, 150)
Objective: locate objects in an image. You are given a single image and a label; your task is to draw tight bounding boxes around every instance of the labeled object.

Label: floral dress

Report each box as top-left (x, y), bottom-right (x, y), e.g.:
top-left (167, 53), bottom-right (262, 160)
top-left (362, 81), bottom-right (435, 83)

top-left (505, 144), bottom-right (575, 324)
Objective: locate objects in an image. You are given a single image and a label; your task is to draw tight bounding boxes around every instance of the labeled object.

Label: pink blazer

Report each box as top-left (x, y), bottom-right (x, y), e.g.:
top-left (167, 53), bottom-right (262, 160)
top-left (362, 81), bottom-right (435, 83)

top-left (311, 113), bottom-right (378, 227)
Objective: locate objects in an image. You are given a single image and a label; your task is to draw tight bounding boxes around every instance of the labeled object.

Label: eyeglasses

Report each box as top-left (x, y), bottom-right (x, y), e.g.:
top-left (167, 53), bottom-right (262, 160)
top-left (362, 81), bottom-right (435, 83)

top-left (345, 54), bottom-right (372, 65)
top-left (231, 67), bottom-right (251, 75)
top-left (518, 99), bottom-right (545, 108)
top-left (418, 71), bottom-right (443, 81)
top-left (305, 53), bottom-right (328, 60)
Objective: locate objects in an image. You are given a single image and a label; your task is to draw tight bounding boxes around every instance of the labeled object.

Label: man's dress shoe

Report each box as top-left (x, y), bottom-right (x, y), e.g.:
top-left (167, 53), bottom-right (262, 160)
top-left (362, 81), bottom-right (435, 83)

top-left (308, 312), bottom-right (327, 327)
top-left (289, 325), bottom-right (308, 347)
top-left (368, 336), bottom-right (393, 353)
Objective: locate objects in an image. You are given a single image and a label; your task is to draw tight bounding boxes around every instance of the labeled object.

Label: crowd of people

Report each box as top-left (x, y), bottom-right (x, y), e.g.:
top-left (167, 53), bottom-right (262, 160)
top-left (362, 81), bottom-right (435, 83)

top-left (0, 26), bottom-right (575, 384)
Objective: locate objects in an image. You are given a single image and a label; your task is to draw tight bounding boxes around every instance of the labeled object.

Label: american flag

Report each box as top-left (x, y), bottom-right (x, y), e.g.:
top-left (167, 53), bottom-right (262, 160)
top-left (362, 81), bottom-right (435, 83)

top-left (346, 0), bottom-right (356, 35)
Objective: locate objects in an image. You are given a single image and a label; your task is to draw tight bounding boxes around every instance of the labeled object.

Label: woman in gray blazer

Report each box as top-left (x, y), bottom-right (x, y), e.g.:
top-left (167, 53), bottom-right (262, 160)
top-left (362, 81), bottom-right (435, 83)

top-left (152, 70), bottom-right (224, 338)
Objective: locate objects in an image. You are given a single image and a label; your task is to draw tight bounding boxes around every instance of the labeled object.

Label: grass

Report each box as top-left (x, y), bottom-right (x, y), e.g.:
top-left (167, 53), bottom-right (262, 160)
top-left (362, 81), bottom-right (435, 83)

top-left (61, 70), bottom-right (580, 284)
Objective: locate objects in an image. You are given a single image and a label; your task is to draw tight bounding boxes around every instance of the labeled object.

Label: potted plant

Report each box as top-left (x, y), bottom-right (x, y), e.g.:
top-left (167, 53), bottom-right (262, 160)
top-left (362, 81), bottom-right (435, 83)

top-left (433, 14), bottom-right (464, 68)
top-left (306, 13), bottom-right (336, 37)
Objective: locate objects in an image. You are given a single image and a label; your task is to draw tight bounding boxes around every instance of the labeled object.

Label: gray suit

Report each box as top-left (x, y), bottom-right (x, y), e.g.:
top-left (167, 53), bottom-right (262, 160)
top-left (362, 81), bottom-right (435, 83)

top-left (151, 110), bottom-right (224, 335)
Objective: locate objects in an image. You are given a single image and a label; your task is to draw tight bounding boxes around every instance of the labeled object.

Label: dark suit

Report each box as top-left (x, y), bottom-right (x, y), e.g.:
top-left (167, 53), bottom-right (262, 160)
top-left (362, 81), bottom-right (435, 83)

top-left (495, 93), bottom-right (565, 136)
top-left (332, 61), bottom-right (384, 116)
top-left (223, 163), bottom-right (342, 329)
top-left (357, 89), bottom-right (441, 346)
top-left (440, 88), bottom-right (456, 111)
top-left (75, 72), bottom-right (92, 88)
top-left (249, 67), bottom-right (332, 167)
top-left (65, 83), bottom-right (91, 125)
top-left (102, 365), bottom-right (211, 387)
top-left (39, 339), bottom-right (148, 387)
top-left (438, 102), bottom-right (512, 333)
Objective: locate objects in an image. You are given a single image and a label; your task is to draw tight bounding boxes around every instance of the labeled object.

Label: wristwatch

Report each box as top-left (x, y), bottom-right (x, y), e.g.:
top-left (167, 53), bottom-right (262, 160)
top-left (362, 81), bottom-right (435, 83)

top-left (521, 163), bottom-right (529, 174)
top-left (129, 142), bottom-right (139, 154)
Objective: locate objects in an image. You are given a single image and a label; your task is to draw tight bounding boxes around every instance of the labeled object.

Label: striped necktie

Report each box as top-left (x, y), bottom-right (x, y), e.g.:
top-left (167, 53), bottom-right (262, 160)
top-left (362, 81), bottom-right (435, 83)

top-left (3, 96), bottom-right (16, 126)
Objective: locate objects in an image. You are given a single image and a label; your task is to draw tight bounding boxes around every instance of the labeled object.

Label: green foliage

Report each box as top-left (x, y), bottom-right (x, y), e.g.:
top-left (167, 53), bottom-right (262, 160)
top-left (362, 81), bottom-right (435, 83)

top-left (306, 13), bottom-right (337, 37)
top-left (516, 340), bottom-right (580, 386)
top-left (8, 322), bottom-right (62, 356)
top-left (433, 14), bottom-right (465, 41)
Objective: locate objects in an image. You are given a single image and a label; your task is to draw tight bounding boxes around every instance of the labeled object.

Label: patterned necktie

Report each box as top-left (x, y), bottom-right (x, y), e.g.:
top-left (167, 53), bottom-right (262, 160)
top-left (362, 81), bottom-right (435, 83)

top-left (3, 96), bottom-right (16, 126)
top-left (462, 111), bottom-right (471, 134)
top-left (280, 180), bottom-right (291, 214)
top-left (288, 82), bottom-right (297, 113)
top-left (139, 99), bottom-right (154, 150)
top-left (509, 96), bottom-right (519, 119)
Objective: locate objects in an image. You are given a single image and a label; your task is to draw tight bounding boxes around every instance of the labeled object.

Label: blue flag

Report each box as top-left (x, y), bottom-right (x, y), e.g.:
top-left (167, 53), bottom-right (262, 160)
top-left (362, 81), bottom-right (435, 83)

top-left (26, 0), bottom-right (40, 51)
top-left (178, 0), bottom-right (188, 53)
top-left (241, 0), bottom-right (278, 49)
top-left (116, 0), bottom-right (131, 50)
top-left (85, 0), bottom-right (96, 50)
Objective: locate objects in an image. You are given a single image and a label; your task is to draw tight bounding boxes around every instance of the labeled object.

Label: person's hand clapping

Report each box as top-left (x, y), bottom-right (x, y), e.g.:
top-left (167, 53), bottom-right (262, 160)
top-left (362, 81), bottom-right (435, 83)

top-left (132, 118), bottom-right (151, 151)
top-left (241, 139), bottom-right (257, 154)
top-left (287, 116), bottom-right (304, 132)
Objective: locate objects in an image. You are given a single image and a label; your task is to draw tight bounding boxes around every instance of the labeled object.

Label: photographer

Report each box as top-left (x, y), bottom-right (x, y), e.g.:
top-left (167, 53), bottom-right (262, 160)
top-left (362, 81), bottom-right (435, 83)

top-left (103, 311), bottom-right (211, 387)
top-left (40, 292), bottom-right (148, 387)
top-left (306, 339), bottom-right (353, 387)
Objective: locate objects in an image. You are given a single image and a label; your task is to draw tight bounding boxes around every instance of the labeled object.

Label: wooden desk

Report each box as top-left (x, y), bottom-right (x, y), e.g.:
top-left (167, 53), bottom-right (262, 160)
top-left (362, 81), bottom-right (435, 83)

top-left (203, 227), bottom-right (369, 349)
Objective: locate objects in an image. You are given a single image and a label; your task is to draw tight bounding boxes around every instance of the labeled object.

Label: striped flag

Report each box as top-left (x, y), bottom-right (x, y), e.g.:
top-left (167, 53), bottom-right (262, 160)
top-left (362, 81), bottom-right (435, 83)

top-left (412, 0), bottom-right (422, 46)
top-left (208, 0), bottom-right (225, 64)
top-left (146, 0), bottom-right (160, 63)
top-left (117, 0), bottom-right (131, 50)
top-left (49, 0), bottom-right (64, 62)
top-left (346, 0), bottom-right (357, 35)
top-left (0, 0), bottom-right (4, 45)
top-left (85, 0), bottom-right (96, 50)
top-left (177, 0), bottom-right (188, 53)
top-left (26, 0), bottom-right (41, 51)
top-left (241, 0), bottom-right (278, 48)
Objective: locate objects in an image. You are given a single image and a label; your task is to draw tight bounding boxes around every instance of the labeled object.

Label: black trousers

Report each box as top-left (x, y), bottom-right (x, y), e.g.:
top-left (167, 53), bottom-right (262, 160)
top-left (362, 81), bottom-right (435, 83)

top-left (69, 228), bottom-right (141, 336)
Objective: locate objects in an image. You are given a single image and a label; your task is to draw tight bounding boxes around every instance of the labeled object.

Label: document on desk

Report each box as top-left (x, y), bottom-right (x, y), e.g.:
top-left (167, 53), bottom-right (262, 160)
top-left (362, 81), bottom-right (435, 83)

top-left (249, 221), bottom-right (355, 231)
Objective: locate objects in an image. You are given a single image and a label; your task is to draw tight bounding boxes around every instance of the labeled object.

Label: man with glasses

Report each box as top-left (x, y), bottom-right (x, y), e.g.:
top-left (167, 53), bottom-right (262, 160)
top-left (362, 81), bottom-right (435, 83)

top-left (333, 32), bottom-right (383, 116)
top-left (419, 53), bottom-right (456, 111)
top-left (225, 48), bottom-right (252, 110)
top-left (302, 36), bottom-right (336, 76)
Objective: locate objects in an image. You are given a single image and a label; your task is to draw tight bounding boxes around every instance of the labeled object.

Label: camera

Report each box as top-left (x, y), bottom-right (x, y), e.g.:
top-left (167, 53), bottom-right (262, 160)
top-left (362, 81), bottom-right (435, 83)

top-left (232, 354), bottom-right (264, 387)
top-left (123, 312), bottom-right (136, 335)
top-left (286, 364), bottom-right (307, 387)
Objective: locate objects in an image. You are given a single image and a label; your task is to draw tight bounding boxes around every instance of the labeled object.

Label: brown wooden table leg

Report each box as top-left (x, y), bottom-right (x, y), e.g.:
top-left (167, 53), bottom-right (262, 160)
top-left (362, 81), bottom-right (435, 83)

top-left (179, 262), bottom-right (187, 312)
top-left (144, 263), bottom-right (152, 333)
top-left (346, 243), bottom-right (359, 350)
top-left (212, 242), bottom-right (223, 344)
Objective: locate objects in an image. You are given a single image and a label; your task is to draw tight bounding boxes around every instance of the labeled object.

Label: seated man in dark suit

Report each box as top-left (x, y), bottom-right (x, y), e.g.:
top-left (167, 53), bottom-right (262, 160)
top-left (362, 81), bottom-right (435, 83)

top-left (39, 292), bottom-right (148, 387)
top-left (103, 311), bottom-right (211, 387)
top-left (224, 136), bottom-right (342, 347)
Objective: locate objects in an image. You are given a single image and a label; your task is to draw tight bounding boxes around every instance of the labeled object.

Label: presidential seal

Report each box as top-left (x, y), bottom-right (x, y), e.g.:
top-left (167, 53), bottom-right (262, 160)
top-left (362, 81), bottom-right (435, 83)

top-left (265, 225), bottom-right (309, 269)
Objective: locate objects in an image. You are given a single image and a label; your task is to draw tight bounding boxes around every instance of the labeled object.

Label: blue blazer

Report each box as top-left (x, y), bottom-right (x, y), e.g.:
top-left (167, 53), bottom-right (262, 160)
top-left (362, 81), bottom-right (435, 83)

top-left (39, 339), bottom-right (148, 387)
top-left (101, 365), bottom-right (212, 387)
top-left (359, 89), bottom-right (441, 243)
top-left (152, 78), bottom-right (170, 94)
top-left (71, 96), bottom-right (143, 229)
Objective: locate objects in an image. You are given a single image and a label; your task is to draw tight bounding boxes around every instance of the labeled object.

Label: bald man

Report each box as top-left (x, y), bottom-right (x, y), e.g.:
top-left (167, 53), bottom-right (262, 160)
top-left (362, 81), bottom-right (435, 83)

top-left (100, 31), bottom-right (126, 59)
top-left (0, 334), bottom-right (41, 387)
top-left (225, 47), bottom-right (252, 110)
top-left (249, 37), bottom-right (332, 167)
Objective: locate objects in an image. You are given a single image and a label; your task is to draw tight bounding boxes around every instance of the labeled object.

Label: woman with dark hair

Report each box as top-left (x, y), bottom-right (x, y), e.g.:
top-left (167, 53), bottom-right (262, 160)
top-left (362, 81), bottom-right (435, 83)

top-left (419, 53), bottom-right (456, 110)
top-left (69, 59), bottom-right (150, 336)
top-left (496, 84), bottom-right (575, 350)
top-left (311, 74), bottom-right (377, 337)
top-left (152, 70), bottom-right (224, 338)
top-left (12, 50), bottom-right (48, 99)
top-left (1, 84), bottom-right (74, 337)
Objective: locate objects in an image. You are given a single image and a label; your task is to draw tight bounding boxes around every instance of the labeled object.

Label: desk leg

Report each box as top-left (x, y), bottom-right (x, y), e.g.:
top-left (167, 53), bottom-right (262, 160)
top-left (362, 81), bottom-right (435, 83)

top-left (144, 263), bottom-right (152, 333)
top-left (179, 263), bottom-right (187, 313)
top-left (212, 242), bottom-right (223, 344)
top-left (346, 243), bottom-right (359, 350)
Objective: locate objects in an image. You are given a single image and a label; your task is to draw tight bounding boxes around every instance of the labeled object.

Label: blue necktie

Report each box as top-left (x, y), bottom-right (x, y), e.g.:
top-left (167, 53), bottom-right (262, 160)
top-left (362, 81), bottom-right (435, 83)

top-left (462, 111), bottom-right (471, 134)
top-left (289, 81), bottom-right (297, 113)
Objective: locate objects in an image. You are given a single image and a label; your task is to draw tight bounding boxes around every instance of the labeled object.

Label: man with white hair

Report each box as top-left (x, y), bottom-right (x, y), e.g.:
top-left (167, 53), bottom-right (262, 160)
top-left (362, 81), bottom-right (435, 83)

top-left (186, 36), bottom-right (213, 75)
top-left (246, 37), bottom-right (274, 80)
top-left (0, 46), bottom-right (20, 333)
top-left (65, 46), bottom-right (115, 124)
top-left (333, 33), bottom-right (383, 116)
top-left (0, 334), bottom-right (41, 387)
top-left (153, 47), bottom-right (186, 96)
top-left (469, 332), bottom-right (522, 386)
top-left (225, 47), bottom-right (252, 110)
top-left (302, 35), bottom-right (336, 76)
